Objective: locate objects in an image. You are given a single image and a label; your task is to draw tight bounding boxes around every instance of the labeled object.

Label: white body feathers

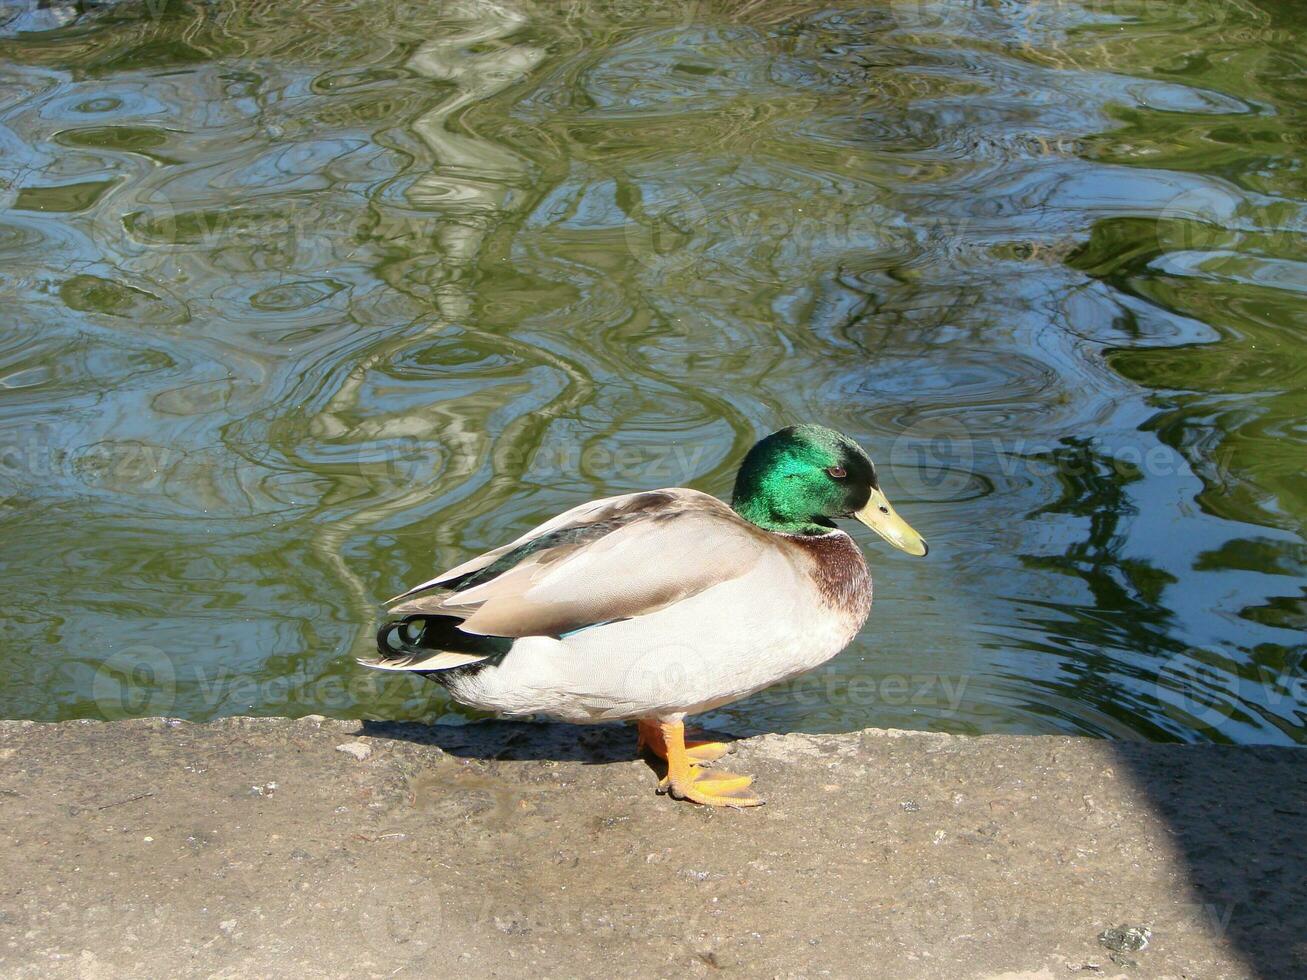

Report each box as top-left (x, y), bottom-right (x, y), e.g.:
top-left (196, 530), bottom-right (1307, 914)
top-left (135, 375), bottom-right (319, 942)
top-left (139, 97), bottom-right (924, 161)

top-left (362, 489), bottom-right (873, 723)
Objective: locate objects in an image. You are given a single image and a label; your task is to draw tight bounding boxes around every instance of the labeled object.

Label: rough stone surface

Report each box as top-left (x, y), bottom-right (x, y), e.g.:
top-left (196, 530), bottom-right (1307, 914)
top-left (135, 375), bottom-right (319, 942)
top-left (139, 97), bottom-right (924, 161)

top-left (1, 717), bottom-right (1304, 979)
top-left (335, 740), bottom-right (373, 762)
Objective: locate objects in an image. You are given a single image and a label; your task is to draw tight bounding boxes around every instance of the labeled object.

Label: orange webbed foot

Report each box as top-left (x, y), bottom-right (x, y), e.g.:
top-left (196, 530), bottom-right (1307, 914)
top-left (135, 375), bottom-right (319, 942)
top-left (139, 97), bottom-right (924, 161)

top-left (638, 720), bottom-right (762, 808)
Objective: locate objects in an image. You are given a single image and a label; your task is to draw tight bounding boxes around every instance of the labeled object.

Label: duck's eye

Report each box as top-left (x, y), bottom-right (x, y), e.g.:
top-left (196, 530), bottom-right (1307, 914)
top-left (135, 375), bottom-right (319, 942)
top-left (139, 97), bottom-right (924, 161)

top-left (826, 465), bottom-right (846, 479)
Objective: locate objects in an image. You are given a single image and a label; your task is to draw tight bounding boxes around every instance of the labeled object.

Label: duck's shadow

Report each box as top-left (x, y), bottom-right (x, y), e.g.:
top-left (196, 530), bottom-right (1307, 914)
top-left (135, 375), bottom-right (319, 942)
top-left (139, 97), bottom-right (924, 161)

top-left (358, 718), bottom-right (742, 766)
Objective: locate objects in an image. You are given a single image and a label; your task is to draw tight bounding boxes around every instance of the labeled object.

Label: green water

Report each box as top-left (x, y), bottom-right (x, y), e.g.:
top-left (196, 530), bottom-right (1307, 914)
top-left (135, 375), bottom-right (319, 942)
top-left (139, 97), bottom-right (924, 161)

top-left (0, 0), bottom-right (1303, 742)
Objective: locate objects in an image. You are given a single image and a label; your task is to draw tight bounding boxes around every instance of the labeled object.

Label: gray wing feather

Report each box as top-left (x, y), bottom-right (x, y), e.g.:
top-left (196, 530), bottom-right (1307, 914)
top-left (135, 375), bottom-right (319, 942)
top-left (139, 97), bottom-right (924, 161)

top-left (386, 491), bottom-right (659, 604)
top-left (386, 489), bottom-right (767, 638)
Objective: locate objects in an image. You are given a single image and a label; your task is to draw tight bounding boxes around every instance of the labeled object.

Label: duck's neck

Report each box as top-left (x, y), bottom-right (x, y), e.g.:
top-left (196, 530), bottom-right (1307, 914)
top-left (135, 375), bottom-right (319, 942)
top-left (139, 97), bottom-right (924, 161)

top-left (731, 485), bottom-right (835, 537)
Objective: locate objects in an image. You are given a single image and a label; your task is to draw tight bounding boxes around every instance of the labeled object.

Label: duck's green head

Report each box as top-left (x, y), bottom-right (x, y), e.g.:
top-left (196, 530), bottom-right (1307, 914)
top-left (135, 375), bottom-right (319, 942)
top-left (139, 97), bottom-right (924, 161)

top-left (731, 424), bottom-right (927, 554)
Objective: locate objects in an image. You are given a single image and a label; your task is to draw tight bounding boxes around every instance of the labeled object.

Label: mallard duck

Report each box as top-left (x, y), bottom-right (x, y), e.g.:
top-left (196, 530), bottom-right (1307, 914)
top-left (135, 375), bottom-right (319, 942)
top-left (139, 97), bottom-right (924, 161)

top-left (361, 424), bottom-right (927, 807)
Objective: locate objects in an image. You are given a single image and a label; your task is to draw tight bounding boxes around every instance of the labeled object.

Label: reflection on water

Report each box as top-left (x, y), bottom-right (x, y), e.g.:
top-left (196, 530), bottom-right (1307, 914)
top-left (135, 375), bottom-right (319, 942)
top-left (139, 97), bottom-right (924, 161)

top-left (0, 0), bottom-right (1303, 743)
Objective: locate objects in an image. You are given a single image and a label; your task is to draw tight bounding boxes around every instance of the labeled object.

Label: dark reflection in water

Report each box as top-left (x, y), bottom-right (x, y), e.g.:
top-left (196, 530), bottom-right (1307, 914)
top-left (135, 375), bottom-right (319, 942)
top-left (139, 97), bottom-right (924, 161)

top-left (0, 0), bottom-right (1302, 743)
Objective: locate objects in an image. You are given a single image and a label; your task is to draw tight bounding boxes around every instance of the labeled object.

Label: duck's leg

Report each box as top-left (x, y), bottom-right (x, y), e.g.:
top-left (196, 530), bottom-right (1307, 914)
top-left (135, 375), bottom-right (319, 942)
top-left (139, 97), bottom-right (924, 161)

top-left (635, 719), bottom-right (730, 763)
top-left (651, 720), bottom-right (762, 808)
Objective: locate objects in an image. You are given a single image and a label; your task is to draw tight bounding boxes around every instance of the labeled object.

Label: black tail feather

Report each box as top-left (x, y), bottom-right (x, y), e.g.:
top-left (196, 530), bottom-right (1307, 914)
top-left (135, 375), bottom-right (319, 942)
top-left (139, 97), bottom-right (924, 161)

top-left (374, 615), bottom-right (512, 665)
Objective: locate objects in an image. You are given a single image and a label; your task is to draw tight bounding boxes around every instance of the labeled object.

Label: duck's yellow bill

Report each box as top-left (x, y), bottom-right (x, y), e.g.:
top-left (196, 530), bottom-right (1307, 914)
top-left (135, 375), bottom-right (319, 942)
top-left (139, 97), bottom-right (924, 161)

top-left (854, 487), bottom-right (928, 557)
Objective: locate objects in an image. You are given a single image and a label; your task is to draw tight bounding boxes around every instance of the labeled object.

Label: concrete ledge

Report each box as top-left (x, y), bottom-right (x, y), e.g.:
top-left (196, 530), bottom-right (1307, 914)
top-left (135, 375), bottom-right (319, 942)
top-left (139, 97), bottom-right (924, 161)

top-left (1, 718), bottom-right (1304, 978)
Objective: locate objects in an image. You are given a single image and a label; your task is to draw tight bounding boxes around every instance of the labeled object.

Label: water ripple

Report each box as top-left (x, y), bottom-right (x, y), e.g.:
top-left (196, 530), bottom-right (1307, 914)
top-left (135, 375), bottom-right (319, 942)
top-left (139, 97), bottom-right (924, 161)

top-left (0, 0), bottom-right (1302, 742)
